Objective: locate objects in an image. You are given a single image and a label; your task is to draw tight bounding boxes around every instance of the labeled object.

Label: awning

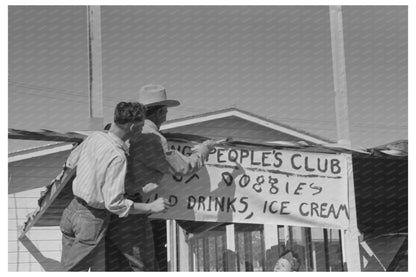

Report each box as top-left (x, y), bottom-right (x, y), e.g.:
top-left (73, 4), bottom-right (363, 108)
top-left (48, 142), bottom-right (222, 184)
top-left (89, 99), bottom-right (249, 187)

top-left (360, 234), bottom-right (407, 271)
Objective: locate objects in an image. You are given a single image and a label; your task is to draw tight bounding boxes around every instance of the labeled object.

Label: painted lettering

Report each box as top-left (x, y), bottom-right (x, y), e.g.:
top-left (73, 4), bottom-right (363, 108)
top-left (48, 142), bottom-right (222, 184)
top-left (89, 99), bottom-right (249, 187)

top-left (269, 201), bottom-right (279, 214)
top-left (207, 195), bottom-right (213, 211)
top-left (273, 151), bottom-right (283, 168)
top-left (291, 154), bottom-right (302, 170)
top-left (320, 203), bottom-right (328, 218)
top-left (304, 156), bottom-right (315, 172)
top-left (252, 175), bottom-right (264, 193)
top-left (240, 149), bottom-right (250, 164)
top-left (280, 201), bottom-right (290, 215)
top-left (182, 146), bottom-right (192, 156)
top-left (262, 151), bottom-right (272, 167)
top-left (250, 150), bottom-right (261, 166)
top-left (310, 183), bottom-right (323, 195)
top-left (269, 176), bottom-right (279, 194)
top-left (311, 202), bottom-right (319, 217)
top-left (222, 172), bottom-right (234, 187)
top-left (228, 149), bottom-right (238, 162)
top-left (215, 197), bottom-right (225, 212)
top-left (187, 196), bottom-right (196, 209)
top-left (169, 195), bottom-right (178, 207)
top-left (239, 174), bottom-right (250, 188)
top-left (317, 158), bottom-right (328, 173)
top-left (298, 202), bottom-right (349, 220)
top-left (294, 182), bottom-right (307, 195)
top-left (238, 197), bottom-right (249, 213)
top-left (299, 203), bottom-right (309, 216)
top-left (331, 159), bottom-right (341, 174)
top-left (217, 148), bottom-right (226, 163)
top-left (226, 197), bottom-right (237, 212)
top-left (198, 196), bottom-right (206, 210)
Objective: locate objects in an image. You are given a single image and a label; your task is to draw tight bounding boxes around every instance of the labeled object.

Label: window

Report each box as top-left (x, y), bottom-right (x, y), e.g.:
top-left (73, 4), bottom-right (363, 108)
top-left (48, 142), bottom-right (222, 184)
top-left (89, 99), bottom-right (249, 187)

top-left (173, 221), bottom-right (344, 271)
top-left (235, 224), bottom-right (264, 271)
top-left (185, 224), bottom-right (227, 271)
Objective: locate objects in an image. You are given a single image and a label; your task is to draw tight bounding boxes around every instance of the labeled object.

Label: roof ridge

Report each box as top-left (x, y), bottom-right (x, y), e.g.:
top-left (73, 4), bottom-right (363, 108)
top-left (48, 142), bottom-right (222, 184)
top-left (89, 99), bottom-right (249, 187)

top-left (164, 107), bottom-right (333, 143)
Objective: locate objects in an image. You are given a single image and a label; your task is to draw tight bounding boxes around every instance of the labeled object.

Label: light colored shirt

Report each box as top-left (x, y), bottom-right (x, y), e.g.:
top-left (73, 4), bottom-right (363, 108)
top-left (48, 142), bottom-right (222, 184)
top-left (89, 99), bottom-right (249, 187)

top-left (66, 131), bottom-right (133, 217)
top-left (125, 119), bottom-right (210, 198)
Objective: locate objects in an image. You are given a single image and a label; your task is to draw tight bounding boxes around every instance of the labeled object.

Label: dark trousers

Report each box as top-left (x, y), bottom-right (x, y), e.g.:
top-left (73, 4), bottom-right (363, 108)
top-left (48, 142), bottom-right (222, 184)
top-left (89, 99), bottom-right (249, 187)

top-left (60, 198), bottom-right (110, 271)
top-left (105, 213), bottom-right (157, 271)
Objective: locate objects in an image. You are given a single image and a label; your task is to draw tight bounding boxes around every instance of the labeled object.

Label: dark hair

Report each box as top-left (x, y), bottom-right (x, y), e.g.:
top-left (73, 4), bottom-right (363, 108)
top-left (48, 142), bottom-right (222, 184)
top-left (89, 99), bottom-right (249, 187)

top-left (145, 105), bottom-right (165, 117)
top-left (104, 123), bottom-right (111, 130)
top-left (114, 102), bottom-right (145, 125)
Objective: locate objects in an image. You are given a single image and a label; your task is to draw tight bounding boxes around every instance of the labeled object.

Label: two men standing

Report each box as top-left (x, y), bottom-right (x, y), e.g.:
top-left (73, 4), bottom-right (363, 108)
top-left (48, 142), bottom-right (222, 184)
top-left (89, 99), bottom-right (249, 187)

top-left (60, 86), bottom-right (215, 271)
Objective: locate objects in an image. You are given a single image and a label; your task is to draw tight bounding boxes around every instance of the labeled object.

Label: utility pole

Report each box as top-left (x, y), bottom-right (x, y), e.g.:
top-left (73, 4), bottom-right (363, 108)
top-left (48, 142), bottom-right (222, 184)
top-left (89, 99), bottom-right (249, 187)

top-left (87, 6), bottom-right (104, 130)
top-left (329, 6), bottom-right (361, 271)
top-left (86, 6), bottom-right (105, 270)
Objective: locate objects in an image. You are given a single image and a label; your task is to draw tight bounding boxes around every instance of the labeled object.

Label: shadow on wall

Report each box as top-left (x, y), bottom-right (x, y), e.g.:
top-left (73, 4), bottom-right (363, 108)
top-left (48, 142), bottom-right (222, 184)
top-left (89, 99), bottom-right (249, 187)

top-left (19, 235), bottom-right (62, 271)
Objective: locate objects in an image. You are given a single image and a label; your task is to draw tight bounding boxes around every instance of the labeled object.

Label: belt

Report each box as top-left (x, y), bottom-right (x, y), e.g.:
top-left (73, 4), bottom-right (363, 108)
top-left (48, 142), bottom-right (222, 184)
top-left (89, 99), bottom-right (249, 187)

top-left (74, 196), bottom-right (107, 211)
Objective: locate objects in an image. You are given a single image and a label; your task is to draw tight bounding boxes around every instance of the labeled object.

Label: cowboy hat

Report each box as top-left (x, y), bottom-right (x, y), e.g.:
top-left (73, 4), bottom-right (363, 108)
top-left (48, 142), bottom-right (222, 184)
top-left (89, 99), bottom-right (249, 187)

top-left (138, 84), bottom-right (180, 107)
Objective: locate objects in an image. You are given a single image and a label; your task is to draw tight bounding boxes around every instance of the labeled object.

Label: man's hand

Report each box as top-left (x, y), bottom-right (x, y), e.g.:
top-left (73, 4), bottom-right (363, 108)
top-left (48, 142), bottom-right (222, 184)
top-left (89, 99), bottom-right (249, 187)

top-left (192, 139), bottom-right (217, 161)
top-left (148, 197), bottom-right (169, 213)
top-left (201, 139), bottom-right (217, 151)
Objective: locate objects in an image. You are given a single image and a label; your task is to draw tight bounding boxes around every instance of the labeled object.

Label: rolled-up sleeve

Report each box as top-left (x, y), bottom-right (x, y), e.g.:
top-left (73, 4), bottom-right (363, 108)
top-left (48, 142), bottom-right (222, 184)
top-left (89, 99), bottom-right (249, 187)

top-left (133, 133), bottom-right (209, 176)
top-left (164, 149), bottom-right (205, 176)
top-left (102, 157), bottom-right (133, 217)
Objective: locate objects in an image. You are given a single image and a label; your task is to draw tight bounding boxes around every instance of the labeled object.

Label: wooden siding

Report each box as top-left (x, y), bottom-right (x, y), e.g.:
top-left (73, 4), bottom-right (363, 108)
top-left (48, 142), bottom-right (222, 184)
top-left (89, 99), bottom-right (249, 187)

top-left (9, 188), bottom-right (63, 271)
top-left (8, 151), bottom-right (72, 271)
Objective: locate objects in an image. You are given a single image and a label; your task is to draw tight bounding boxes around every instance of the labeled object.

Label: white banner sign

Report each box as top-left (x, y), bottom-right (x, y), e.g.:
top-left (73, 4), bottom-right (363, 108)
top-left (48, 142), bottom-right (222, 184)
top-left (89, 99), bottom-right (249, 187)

top-left (145, 143), bottom-right (350, 229)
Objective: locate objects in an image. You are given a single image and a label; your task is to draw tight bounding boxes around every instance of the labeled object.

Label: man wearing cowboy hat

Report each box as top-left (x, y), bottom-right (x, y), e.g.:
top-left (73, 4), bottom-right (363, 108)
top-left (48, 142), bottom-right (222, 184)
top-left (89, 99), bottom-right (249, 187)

top-left (105, 84), bottom-right (216, 271)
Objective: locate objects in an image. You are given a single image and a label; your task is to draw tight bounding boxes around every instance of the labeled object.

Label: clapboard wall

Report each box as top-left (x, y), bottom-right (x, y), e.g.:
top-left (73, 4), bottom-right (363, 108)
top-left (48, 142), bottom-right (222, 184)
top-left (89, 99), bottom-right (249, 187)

top-left (8, 151), bottom-right (71, 271)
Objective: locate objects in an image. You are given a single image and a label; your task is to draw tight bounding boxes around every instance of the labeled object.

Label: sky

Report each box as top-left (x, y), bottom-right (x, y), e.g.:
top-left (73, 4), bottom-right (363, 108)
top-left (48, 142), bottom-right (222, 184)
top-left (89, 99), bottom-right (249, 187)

top-left (8, 6), bottom-right (408, 152)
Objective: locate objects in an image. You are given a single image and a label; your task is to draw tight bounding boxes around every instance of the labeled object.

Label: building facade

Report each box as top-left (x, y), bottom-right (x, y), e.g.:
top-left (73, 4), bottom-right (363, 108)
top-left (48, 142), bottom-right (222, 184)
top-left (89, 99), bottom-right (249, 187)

top-left (8, 109), bottom-right (407, 271)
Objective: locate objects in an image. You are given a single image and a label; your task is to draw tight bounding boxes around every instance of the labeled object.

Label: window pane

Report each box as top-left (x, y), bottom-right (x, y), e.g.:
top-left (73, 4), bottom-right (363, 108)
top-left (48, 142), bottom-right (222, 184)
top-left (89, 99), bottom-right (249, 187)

top-left (327, 229), bottom-right (343, 271)
top-left (289, 226), bottom-right (310, 272)
top-left (197, 238), bottom-right (204, 271)
top-left (277, 225), bottom-right (286, 256)
top-left (252, 230), bottom-right (264, 271)
top-left (235, 223), bottom-right (264, 271)
top-left (184, 224), bottom-right (227, 271)
top-left (181, 222), bottom-right (343, 272)
top-left (216, 234), bottom-right (225, 271)
top-left (308, 228), bottom-right (344, 271)
top-left (311, 227), bottom-right (327, 271)
top-left (236, 231), bottom-right (246, 271)
top-left (208, 236), bottom-right (217, 271)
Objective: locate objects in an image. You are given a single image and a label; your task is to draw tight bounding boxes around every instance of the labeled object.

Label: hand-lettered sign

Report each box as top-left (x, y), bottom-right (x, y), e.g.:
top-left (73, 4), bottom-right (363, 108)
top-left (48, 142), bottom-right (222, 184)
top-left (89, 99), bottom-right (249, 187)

top-left (145, 143), bottom-right (350, 229)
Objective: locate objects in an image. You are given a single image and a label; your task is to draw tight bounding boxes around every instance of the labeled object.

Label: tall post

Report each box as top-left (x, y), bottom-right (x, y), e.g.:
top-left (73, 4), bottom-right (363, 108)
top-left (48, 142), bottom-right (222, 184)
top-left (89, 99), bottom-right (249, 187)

top-left (167, 220), bottom-right (179, 271)
top-left (263, 224), bottom-right (279, 271)
top-left (225, 224), bottom-right (237, 271)
top-left (329, 6), bottom-right (361, 271)
top-left (86, 6), bottom-right (105, 270)
top-left (87, 6), bottom-right (104, 130)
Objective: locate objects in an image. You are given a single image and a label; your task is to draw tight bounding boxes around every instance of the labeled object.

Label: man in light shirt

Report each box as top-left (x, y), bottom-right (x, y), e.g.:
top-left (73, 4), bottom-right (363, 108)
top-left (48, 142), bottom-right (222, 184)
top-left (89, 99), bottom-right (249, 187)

top-left (59, 102), bottom-right (169, 271)
top-left (105, 85), bottom-right (216, 271)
